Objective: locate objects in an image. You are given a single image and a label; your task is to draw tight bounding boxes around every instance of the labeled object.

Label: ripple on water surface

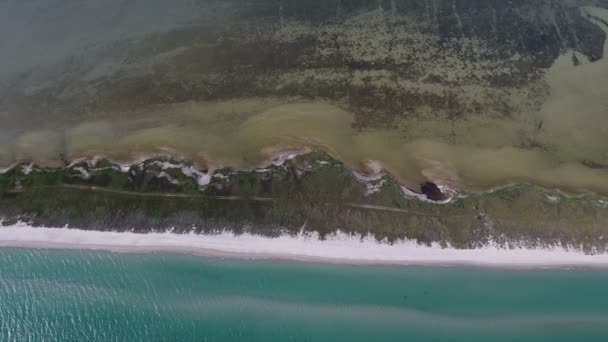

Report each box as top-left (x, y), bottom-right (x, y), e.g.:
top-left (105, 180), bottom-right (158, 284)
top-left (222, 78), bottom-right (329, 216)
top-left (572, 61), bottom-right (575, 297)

top-left (1, 248), bottom-right (608, 341)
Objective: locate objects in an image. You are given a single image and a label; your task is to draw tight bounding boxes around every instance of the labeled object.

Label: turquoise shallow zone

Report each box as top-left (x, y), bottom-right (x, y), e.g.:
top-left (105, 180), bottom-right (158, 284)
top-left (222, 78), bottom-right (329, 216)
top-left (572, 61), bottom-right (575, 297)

top-left (1, 249), bottom-right (608, 341)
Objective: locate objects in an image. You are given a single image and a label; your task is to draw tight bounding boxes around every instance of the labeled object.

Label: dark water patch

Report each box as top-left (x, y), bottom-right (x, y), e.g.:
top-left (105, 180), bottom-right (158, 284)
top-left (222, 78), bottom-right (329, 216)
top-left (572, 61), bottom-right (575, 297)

top-left (421, 181), bottom-right (449, 202)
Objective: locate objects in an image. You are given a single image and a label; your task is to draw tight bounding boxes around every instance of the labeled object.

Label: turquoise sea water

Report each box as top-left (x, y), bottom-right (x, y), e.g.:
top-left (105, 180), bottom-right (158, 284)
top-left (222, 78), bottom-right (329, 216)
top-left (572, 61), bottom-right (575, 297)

top-left (1, 249), bottom-right (608, 341)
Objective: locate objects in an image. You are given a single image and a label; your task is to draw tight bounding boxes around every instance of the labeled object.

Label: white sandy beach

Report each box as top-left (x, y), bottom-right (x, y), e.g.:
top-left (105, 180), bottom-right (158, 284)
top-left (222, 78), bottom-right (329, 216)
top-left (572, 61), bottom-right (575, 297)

top-left (1, 223), bottom-right (608, 268)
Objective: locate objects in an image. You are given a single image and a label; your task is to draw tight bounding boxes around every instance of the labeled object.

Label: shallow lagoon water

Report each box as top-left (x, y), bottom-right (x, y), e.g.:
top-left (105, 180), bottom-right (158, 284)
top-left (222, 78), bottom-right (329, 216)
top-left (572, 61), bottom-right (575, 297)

top-left (2, 6), bottom-right (608, 194)
top-left (1, 248), bottom-right (608, 341)
top-left (3, 97), bottom-right (608, 194)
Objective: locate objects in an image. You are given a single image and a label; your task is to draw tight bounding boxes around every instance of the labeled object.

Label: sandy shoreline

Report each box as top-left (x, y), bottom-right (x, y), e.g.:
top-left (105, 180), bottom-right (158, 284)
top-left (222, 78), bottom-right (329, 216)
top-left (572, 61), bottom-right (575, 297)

top-left (1, 223), bottom-right (608, 268)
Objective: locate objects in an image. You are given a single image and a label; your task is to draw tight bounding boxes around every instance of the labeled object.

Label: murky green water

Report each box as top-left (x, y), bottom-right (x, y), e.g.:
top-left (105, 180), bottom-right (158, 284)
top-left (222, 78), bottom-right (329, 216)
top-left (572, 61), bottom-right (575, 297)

top-left (3, 96), bottom-right (608, 193)
top-left (1, 5), bottom-right (608, 194)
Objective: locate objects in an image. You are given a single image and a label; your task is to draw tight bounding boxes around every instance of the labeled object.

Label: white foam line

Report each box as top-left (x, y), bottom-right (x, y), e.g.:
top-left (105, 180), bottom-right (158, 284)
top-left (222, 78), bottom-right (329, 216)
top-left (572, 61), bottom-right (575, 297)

top-left (1, 224), bottom-right (608, 268)
top-left (352, 170), bottom-right (384, 183)
top-left (21, 163), bottom-right (34, 175)
top-left (400, 186), bottom-right (454, 204)
top-left (3, 152), bottom-right (605, 204)
top-left (190, 168), bottom-right (211, 186)
top-left (72, 166), bottom-right (91, 179)
top-left (264, 149), bottom-right (311, 167)
top-left (157, 171), bottom-right (179, 185)
top-left (0, 164), bottom-right (18, 174)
